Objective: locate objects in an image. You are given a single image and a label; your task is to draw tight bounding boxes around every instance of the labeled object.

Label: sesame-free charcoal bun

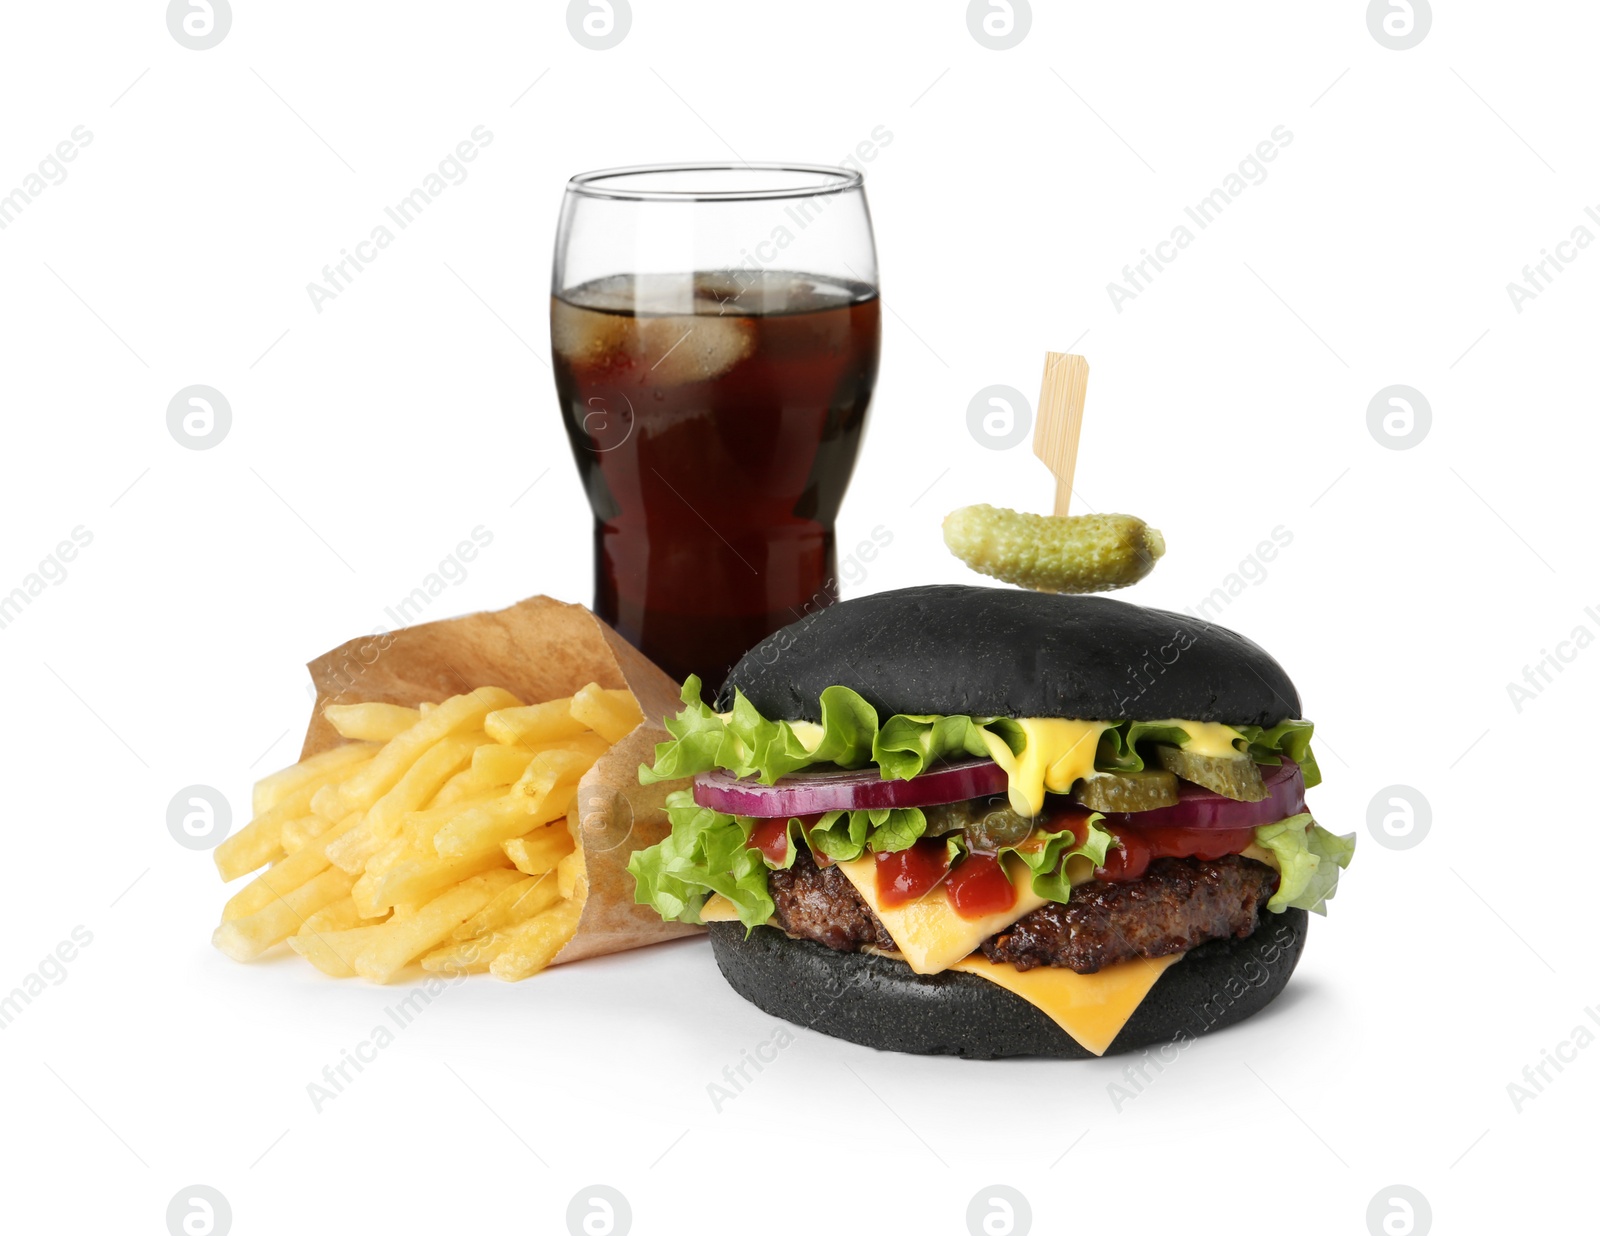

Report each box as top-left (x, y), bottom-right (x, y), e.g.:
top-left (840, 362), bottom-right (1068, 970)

top-left (707, 909), bottom-right (1308, 1059)
top-left (720, 584), bottom-right (1301, 725)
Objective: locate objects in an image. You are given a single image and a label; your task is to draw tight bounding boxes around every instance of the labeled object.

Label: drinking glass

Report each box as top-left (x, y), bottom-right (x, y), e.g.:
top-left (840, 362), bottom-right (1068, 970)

top-left (551, 163), bottom-right (880, 688)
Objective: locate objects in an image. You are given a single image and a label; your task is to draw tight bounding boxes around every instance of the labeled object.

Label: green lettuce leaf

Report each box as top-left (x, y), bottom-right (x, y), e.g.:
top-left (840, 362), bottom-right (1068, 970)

top-left (1096, 722), bottom-right (1196, 772)
top-left (1253, 814), bottom-right (1355, 914)
top-left (801, 805), bottom-right (931, 858)
top-left (874, 713), bottom-right (1014, 780)
top-left (807, 809), bottom-right (871, 862)
top-left (638, 677), bottom-right (750, 785)
top-left (1006, 816), bottom-right (1117, 902)
top-left (640, 680), bottom-right (1032, 787)
top-left (1237, 720), bottom-right (1321, 788)
top-left (625, 790), bottom-right (774, 929)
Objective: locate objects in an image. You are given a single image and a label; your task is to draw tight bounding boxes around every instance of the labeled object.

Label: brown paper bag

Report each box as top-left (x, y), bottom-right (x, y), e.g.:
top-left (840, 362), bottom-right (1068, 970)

top-left (300, 595), bottom-right (700, 967)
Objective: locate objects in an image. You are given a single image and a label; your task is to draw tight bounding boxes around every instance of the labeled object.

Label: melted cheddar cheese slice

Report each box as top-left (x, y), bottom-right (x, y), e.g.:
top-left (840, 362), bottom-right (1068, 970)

top-left (1153, 719), bottom-right (1243, 758)
top-left (950, 953), bottom-right (1183, 1055)
top-left (981, 719), bottom-right (1109, 816)
top-left (699, 893), bottom-right (742, 922)
top-left (833, 853), bottom-right (1047, 975)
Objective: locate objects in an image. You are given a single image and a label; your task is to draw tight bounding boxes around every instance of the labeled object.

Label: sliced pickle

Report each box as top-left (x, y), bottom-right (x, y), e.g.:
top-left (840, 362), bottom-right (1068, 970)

top-left (1153, 744), bottom-right (1268, 802)
top-left (964, 803), bottom-right (1035, 852)
top-left (1071, 769), bottom-right (1179, 813)
top-left (941, 506), bottom-right (1165, 594)
top-left (921, 800), bottom-right (978, 835)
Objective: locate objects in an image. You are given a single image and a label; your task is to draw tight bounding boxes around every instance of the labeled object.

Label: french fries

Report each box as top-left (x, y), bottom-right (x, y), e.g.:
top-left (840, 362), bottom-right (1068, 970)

top-left (250, 741), bottom-right (377, 817)
top-left (571, 683), bottom-right (643, 743)
top-left (214, 682), bottom-right (638, 983)
top-left (503, 821), bottom-right (577, 876)
top-left (323, 702), bottom-right (423, 742)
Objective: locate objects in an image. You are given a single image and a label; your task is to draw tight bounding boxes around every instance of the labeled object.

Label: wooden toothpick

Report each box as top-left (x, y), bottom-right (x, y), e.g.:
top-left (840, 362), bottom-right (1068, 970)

top-left (1032, 352), bottom-right (1089, 517)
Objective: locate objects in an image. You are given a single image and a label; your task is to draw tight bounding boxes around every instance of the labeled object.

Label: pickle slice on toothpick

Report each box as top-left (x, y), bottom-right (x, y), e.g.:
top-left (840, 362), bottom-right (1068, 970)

top-left (944, 351), bottom-right (1165, 594)
top-left (943, 506), bottom-right (1164, 593)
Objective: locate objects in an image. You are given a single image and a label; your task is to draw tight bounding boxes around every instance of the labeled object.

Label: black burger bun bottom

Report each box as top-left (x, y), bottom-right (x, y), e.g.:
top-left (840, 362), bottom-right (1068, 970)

top-left (719, 583), bottom-right (1301, 726)
top-left (707, 910), bottom-right (1308, 1060)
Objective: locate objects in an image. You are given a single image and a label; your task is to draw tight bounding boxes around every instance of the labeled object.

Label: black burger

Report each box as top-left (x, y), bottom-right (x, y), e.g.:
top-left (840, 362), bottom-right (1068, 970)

top-left (628, 584), bottom-right (1353, 1059)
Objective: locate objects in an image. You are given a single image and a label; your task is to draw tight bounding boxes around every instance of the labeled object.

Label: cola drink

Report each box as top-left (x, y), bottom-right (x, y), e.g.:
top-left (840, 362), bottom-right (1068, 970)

top-left (552, 270), bottom-right (880, 688)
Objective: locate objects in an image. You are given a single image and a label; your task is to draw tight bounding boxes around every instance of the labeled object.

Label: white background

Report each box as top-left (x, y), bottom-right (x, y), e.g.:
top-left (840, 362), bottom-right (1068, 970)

top-left (2, 2), bottom-right (1595, 1234)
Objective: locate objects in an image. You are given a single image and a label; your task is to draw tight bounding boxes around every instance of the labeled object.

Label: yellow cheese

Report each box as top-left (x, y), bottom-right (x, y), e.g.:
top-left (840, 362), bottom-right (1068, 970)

top-left (1238, 841), bottom-right (1276, 868)
top-left (1156, 719), bottom-right (1243, 758)
top-left (834, 853), bottom-right (1048, 975)
top-left (951, 953), bottom-right (1183, 1056)
top-left (980, 719), bottom-right (1109, 816)
top-left (699, 893), bottom-right (741, 922)
top-left (786, 720), bottom-right (826, 752)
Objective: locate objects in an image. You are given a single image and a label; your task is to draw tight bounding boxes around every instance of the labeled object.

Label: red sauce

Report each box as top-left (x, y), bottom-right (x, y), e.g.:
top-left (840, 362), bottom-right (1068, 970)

top-left (945, 852), bottom-right (1017, 920)
top-left (749, 818), bottom-right (789, 865)
top-left (1038, 806), bottom-right (1094, 846)
top-left (875, 838), bottom-right (951, 907)
top-left (1097, 823), bottom-right (1257, 881)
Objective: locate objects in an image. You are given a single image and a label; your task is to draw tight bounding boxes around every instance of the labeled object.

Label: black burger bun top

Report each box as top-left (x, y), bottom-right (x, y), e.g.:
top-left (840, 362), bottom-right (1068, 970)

top-left (720, 584), bottom-right (1301, 725)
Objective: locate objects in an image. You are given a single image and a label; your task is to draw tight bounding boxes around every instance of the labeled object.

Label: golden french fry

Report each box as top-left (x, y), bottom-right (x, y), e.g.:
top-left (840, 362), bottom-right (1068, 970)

top-left (213, 867), bottom-right (356, 961)
top-left (354, 845), bottom-right (516, 916)
top-left (556, 850), bottom-right (587, 900)
top-left (449, 875), bottom-right (539, 939)
top-left (337, 687), bottom-right (520, 813)
top-left (323, 702), bottom-right (423, 742)
top-left (327, 734), bottom-right (489, 874)
top-left (509, 742), bottom-right (604, 800)
top-left (280, 813), bottom-right (334, 854)
top-left (433, 785), bottom-right (574, 860)
top-left (466, 744), bottom-right (538, 790)
top-left (484, 699), bottom-right (586, 747)
top-left (353, 869), bottom-right (524, 982)
top-left (570, 683), bottom-right (642, 743)
top-left (309, 783), bottom-right (348, 822)
top-left (251, 741), bottom-right (377, 817)
top-left (488, 899), bottom-right (583, 981)
top-left (420, 933), bottom-right (507, 974)
top-left (452, 873), bottom-right (561, 941)
top-left (469, 733), bottom-right (609, 794)
top-left (222, 814), bottom-right (365, 921)
top-left (397, 791), bottom-right (502, 850)
top-left (502, 822), bottom-right (576, 877)
top-left (301, 897), bottom-right (372, 934)
top-left (216, 775), bottom-right (336, 882)
top-left (290, 923), bottom-right (389, 978)
top-left (429, 769), bottom-right (476, 808)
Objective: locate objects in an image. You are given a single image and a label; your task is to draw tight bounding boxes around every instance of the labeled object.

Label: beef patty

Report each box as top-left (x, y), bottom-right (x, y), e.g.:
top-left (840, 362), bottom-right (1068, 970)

top-left (767, 848), bottom-right (896, 953)
top-left (766, 848), bottom-right (1278, 974)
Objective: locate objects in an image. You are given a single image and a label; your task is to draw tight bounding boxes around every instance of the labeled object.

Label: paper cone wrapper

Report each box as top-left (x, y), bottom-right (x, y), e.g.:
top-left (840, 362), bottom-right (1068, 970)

top-left (300, 595), bottom-right (701, 967)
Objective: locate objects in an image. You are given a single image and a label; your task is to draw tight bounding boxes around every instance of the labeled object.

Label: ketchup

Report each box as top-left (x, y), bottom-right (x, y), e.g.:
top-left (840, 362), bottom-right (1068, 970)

top-left (875, 839), bottom-right (1020, 920)
top-left (1038, 806), bottom-right (1093, 845)
top-left (749, 819), bottom-right (789, 865)
top-left (874, 838), bottom-right (951, 907)
top-left (1098, 824), bottom-right (1257, 881)
top-left (944, 852), bottom-right (1017, 919)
